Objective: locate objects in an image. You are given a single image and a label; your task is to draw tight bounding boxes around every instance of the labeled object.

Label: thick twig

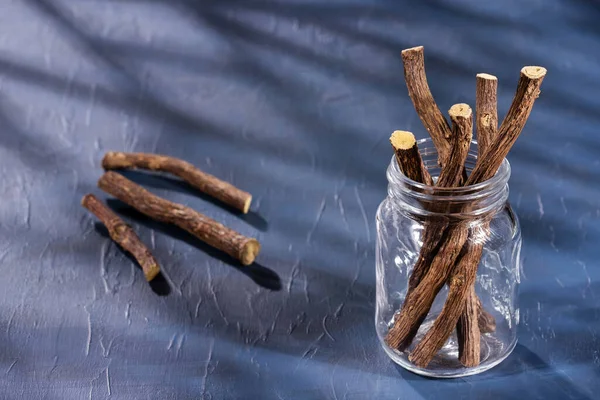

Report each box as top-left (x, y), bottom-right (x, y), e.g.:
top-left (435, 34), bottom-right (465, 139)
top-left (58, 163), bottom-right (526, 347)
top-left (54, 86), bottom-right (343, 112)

top-left (390, 130), bottom-right (433, 185)
top-left (98, 172), bottom-right (260, 265)
top-left (385, 66), bottom-right (546, 363)
top-left (401, 46), bottom-right (452, 165)
top-left (476, 74), bottom-right (498, 158)
top-left (82, 194), bottom-right (160, 281)
top-left (102, 152), bottom-right (252, 214)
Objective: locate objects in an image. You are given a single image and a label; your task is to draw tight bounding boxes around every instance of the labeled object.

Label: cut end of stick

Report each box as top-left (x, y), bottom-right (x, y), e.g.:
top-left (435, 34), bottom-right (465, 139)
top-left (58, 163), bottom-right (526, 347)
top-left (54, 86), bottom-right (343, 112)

top-left (521, 66), bottom-right (547, 79)
top-left (390, 130), bottom-right (417, 150)
top-left (448, 103), bottom-right (472, 119)
top-left (240, 239), bottom-right (261, 266)
top-left (242, 195), bottom-right (252, 214)
top-left (476, 73), bottom-right (497, 81)
top-left (144, 263), bottom-right (161, 282)
top-left (401, 45), bottom-right (424, 56)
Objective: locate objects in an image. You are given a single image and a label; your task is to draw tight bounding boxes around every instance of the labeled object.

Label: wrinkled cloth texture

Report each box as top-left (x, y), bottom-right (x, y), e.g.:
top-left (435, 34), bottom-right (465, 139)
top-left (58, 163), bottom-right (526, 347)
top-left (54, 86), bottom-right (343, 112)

top-left (0, 0), bottom-right (598, 399)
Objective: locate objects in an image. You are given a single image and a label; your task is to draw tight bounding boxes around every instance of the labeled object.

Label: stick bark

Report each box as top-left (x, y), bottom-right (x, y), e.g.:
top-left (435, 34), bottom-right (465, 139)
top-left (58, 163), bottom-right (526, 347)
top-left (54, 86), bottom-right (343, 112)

top-left (102, 152), bottom-right (252, 214)
top-left (401, 46), bottom-right (452, 165)
top-left (98, 172), bottom-right (260, 265)
top-left (476, 74), bottom-right (498, 158)
top-left (82, 193), bottom-right (160, 281)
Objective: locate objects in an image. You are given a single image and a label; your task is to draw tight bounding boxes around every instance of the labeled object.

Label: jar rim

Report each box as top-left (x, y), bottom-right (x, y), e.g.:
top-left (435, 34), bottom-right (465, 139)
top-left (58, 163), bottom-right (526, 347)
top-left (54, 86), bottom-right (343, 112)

top-left (387, 138), bottom-right (511, 205)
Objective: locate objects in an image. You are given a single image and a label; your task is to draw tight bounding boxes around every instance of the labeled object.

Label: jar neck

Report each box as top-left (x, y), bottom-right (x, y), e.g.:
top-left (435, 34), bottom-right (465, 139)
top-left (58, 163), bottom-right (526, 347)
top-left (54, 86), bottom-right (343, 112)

top-left (387, 139), bottom-right (511, 219)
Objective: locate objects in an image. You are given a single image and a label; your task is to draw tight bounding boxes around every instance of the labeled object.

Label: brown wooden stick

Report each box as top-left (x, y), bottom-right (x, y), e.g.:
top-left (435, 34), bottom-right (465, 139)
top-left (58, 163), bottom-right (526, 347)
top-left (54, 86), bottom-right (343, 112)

top-left (385, 66), bottom-right (546, 362)
top-left (102, 152), bottom-right (252, 214)
top-left (82, 194), bottom-right (160, 281)
top-left (457, 287), bottom-right (481, 366)
top-left (392, 107), bottom-right (493, 334)
top-left (390, 130), bottom-right (433, 185)
top-left (401, 46), bottom-right (452, 165)
top-left (476, 73), bottom-right (498, 158)
top-left (98, 172), bottom-right (260, 265)
top-left (437, 104), bottom-right (473, 187)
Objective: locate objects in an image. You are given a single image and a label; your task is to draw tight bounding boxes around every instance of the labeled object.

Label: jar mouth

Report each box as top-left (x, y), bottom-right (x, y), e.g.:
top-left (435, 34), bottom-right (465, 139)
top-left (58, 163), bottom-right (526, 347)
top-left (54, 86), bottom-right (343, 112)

top-left (386, 139), bottom-right (511, 216)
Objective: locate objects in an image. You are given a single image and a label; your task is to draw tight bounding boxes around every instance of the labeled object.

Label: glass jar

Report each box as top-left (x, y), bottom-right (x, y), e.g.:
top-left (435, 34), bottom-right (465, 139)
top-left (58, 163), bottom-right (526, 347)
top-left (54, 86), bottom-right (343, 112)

top-left (375, 139), bottom-right (521, 378)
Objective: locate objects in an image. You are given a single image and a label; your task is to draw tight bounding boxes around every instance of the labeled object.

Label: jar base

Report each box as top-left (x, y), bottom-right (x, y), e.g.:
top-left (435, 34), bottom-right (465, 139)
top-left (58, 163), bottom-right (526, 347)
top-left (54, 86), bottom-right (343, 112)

top-left (381, 327), bottom-right (517, 378)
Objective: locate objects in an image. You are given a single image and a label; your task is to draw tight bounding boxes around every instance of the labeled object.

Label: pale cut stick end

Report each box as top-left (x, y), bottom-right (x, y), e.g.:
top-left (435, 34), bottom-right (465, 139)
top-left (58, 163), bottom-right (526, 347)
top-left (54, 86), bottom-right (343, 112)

top-left (144, 263), bottom-right (161, 282)
top-left (242, 195), bottom-right (252, 214)
top-left (390, 130), bottom-right (417, 151)
top-left (240, 239), bottom-right (261, 266)
top-left (476, 73), bottom-right (497, 81)
top-left (521, 66), bottom-right (547, 79)
top-left (448, 103), bottom-right (472, 119)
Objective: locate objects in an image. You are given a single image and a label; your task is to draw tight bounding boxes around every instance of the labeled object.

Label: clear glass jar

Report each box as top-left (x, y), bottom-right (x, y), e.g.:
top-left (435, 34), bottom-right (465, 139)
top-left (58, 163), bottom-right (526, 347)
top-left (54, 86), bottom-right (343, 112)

top-left (375, 139), bottom-right (521, 378)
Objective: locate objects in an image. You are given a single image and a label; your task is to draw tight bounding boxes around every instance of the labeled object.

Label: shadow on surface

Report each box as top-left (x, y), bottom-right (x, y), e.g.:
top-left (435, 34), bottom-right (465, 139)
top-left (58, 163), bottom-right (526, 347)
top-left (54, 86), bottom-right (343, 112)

top-left (119, 170), bottom-right (269, 232)
top-left (395, 344), bottom-right (593, 399)
top-left (94, 222), bottom-right (172, 296)
top-left (105, 199), bottom-right (281, 291)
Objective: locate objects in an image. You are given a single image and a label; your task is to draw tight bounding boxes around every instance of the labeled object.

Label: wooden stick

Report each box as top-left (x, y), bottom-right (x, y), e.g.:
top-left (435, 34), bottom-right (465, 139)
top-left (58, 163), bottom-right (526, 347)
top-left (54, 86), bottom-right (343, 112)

top-left (82, 194), bottom-right (160, 281)
top-left (102, 152), bottom-right (252, 214)
top-left (437, 104), bottom-right (473, 187)
top-left (475, 74), bottom-right (498, 158)
top-left (385, 66), bottom-right (546, 362)
top-left (405, 103), bottom-right (473, 293)
top-left (457, 287), bottom-right (481, 366)
top-left (390, 130), bottom-right (433, 185)
top-left (98, 172), bottom-right (260, 265)
top-left (477, 296), bottom-right (496, 333)
top-left (401, 46), bottom-right (452, 165)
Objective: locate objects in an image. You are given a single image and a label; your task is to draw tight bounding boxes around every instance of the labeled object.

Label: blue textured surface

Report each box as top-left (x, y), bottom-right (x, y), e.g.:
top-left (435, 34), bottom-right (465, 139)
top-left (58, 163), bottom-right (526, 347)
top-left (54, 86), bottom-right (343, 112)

top-left (0, 0), bottom-right (598, 398)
